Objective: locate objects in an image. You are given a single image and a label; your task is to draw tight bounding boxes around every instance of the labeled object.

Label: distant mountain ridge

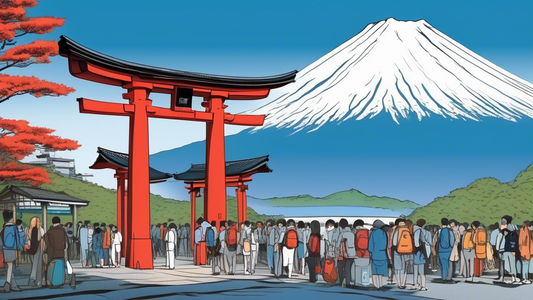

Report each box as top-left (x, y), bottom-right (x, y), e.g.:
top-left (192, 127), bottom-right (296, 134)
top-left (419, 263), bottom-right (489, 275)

top-left (256, 188), bottom-right (420, 210)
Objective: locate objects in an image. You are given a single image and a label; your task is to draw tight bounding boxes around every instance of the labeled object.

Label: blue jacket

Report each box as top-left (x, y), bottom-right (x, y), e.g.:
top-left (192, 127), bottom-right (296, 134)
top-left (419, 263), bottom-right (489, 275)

top-left (368, 228), bottom-right (388, 261)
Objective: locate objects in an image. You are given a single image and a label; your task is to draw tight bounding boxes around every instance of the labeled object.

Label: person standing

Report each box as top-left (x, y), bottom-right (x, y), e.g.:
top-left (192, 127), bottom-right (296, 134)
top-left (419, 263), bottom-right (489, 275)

top-left (435, 218), bottom-right (455, 281)
top-left (489, 222), bottom-right (501, 280)
top-left (337, 218), bottom-right (355, 287)
top-left (447, 220), bottom-right (460, 280)
top-left (165, 223), bottom-right (177, 269)
top-left (306, 220), bottom-right (321, 283)
top-left (274, 219), bottom-right (286, 277)
top-left (111, 225), bottom-right (122, 267)
top-left (368, 219), bottom-right (388, 290)
top-left (87, 222), bottom-right (94, 267)
top-left (79, 222), bottom-right (88, 268)
top-left (413, 219), bottom-right (431, 291)
top-left (92, 223), bottom-right (103, 268)
top-left (462, 223), bottom-right (476, 282)
top-left (497, 215), bottom-right (520, 284)
top-left (281, 219), bottom-right (297, 278)
top-left (224, 220), bottom-right (239, 275)
top-left (1, 210), bottom-right (23, 292)
top-left (297, 221), bottom-right (309, 275)
top-left (265, 220), bottom-right (276, 274)
top-left (26, 216), bottom-right (46, 287)
top-left (218, 221), bottom-right (227, 275)
top-left (255, 221), bottom-right (266, 265)
top-left (43, 217), bottom-right (69, 287)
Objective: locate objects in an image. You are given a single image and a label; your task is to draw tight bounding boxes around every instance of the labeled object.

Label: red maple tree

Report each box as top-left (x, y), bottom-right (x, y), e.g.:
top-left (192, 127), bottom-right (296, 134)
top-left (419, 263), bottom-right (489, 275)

top-left (0, 0), bottom-right (79, 185)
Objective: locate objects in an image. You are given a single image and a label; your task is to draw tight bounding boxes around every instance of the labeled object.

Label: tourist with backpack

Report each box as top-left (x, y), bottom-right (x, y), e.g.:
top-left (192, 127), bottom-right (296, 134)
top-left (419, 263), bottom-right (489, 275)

top-left (489, 222), bottom-right (501, 279)
top-left (1, 210), bottom-right (23, 292)
top-left (322, 219), bottom-right (340, 284)
top-left (241, 221), bottom-right (253, 275)
top-left (497, 215), bottom-right (520, 284)
top-left (368, 219), bottom-right (388, 290)
top-left (473, 221), bottom-right (487, 277)
top-left (224, 220), bottom-right (239, 275)
top-left (305, 220), bottom-right (321, 283)
top-left (436, 218), bottom-right (455, 281)
top-left (518, 220), bottom-right (532, 284)
top-left (351, 219), bottom-right (371, 287)
top-left (255, 221), bottom-right (266, 265)
top-left (392, 220), bottom-right (413, 289)
top-left (279, 219), bottom-right (297, 278)
top-left (413, 219), bottom-right (431, 291)
top-left (217, 221), bottom-right (226, 275)
top-left (336, 218), bottom-right (355, 287)
top-left (462, 223), bottom-right (476, 282)
top-left (446, 220), bottom-right (461, 280)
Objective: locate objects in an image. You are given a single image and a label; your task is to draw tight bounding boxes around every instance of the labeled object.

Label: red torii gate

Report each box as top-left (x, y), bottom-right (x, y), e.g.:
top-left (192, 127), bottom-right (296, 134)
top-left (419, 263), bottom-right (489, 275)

top-left (174, 155), bottom-right (272, 251)
top-left (58, 36), bottom-right (296, 269)
top-left (88, 147), bottom-right (173, 258)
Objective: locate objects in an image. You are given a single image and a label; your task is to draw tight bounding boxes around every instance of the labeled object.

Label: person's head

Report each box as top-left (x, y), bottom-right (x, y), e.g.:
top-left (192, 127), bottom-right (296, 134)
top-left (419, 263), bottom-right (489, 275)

top-left (65, 222), bottom-right (72, 228)
top-left (449, 219), bottom-right (458, 230)
top-left (502, 215), bottom-right (512, 225)
top-left (339, 218), bottom-right (348, 229)
top-left (265, 219), bottom-right (274, 227)
top-left (2, 210), bottom-right (13, 223)
top-left (30, 216), bottom-right (41, 229)
top-left (220, 220), bottom-right (226, 228)
top-left (244, 220), bottom-right (251, 227)
top-left (353, 219), bottom-right (364, 228)
top-left (256, 221), bottom-right (263, 229)
top-left (163, 223), bottom-right (167, 228)
top-left (441, 218), bottom-right (449, 227)
top-left (416, 219), bottom-right (426, 228)
top-left (108, 224), bottom-right (114, 231)
top-left (373, 219), bottom-right (385, 230)
top-left (472, 221), bottom-right (480, 229)
top-left (52, 216), bottom-right (61, 225)
top-left (196, 217), bottom-right (204, 225)
top-left (287, 219), bottom-right (296, 228)
top-left (276, 219), bottom-right (286, 228)
top-left (85, 220), bottom-right (91, 227)
top-left (297, 221), bottom-right (305, 229)
top-left (211, 220), bottom-right (216, 227)
top-left (310, 220), bottom-right (320, 234)
top-left (16, 219), bottom-right (23, 227)
top-left (169, 223), bottom-right (177, 230)
top-left (227, 220), bottom-right (235, 227)
top-left (101, 222), bottom-right (106, 228)
top-left (394, 218), bottom-right (405, 226)
top-left (325, 219), bottom-right (335, 231)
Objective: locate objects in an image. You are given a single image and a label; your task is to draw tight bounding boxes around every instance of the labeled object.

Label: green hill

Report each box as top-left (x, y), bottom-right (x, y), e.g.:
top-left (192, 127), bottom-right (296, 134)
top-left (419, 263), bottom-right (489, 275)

top-left (1, 168), bottom-right (280, 228)
top-left (262, 188), bottom-right (421, 211)
top-left (408, 164), bottom-right (533, 227)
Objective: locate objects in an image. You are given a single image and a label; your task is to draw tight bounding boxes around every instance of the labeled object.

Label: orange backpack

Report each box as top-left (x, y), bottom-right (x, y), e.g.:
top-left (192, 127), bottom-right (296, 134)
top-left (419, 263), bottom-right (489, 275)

top-left (463, 230), bottom-right (475, 250)
top-left (323, 257), bottom-right (338, 284)
top-left (519, 226), bottom-right (531, 261)
top-left (284, 228), bottom-right (298, 249)
top-left (355, 229), bottom-right (370, 258)
top-left (475, 228), bottom-right (487, 259)
top-left (227, 227), bottom-right (238, 251)
top-left (397, 226), bottom-right (414, 254)
top-left (308, 234), bottom-right (320, 257)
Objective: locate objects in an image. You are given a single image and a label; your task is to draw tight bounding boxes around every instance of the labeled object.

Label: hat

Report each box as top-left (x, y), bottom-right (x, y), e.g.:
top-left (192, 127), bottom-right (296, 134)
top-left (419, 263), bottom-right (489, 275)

top-left (373, 219), bottom-right (385, 229)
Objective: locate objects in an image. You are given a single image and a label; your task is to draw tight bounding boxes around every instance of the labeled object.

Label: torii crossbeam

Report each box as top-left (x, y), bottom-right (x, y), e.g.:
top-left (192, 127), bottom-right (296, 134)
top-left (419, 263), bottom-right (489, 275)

top-left (59, 36), bottom-right (296, 269)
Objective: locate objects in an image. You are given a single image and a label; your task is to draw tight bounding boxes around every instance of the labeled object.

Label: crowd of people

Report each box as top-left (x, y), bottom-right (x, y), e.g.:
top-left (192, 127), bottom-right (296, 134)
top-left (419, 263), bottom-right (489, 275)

top-left (4, 211), bottom-right (533, 294)
top-left (0, 210), bottom-right (122, 293)
top-left (186, 214), bottom-right (533, 291)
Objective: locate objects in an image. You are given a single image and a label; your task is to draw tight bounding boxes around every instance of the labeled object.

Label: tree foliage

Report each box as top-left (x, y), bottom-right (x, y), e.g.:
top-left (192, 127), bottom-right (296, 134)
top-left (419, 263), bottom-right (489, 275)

top-left (0, 0), bottom-right (79, 185)
top-left (0, 0), bottom-right (74, 104)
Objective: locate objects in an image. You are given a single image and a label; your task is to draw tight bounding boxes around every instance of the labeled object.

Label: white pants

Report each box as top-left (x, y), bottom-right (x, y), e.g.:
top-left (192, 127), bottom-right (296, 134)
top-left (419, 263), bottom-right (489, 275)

top-left (111, 244), bottom-right (121, 266)
top-left (166, 248), bottom-right (175, 269)
top-left (282, 247), bottom-right (296, 277)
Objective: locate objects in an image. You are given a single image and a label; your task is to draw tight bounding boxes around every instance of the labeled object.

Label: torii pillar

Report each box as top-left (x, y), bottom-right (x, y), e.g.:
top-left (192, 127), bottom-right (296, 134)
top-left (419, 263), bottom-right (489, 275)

top-left (59, 35), bottom-right (296, 269)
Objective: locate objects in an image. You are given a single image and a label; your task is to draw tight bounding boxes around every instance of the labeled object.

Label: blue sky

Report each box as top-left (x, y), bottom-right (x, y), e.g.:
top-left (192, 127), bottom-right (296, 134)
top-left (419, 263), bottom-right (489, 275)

top-left (2, 0), bottom-right (533, 205)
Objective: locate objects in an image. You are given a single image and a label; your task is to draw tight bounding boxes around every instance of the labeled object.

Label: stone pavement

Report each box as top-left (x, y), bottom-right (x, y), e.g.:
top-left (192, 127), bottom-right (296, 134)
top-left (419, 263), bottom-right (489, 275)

top-left (0, 256), bottom-right (531, 300)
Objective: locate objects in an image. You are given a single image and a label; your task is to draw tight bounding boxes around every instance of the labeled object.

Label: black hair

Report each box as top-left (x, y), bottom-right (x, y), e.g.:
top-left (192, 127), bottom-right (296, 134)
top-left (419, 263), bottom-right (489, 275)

top-left (211, 221), bottom-right (217, 227)
top-left (472, 221), bottom-right (480, 228)
top-left (310, 220), bottom-right (320, 235)
top-left (297, 221), bottom-right (305, 229)
top-left (16, 219), bottom-right (23, 226)
top-left (287, 219), bottom-right (296, 227)
top-left (325, 219), bottom-right (335, 228)
top-left (52, 216), bottom-right (61, 224)
top-left (339, 218), bottom-right (349, 229)
top-left (441, 218), bottom-right (449, 226)
top-left (2, 210), bottom-right (13, 222)
top-left (276, 219), bottom-right (286, 226)
top-left (196, 217), bottom-right (204, 225)
top-left (416, 219), bottom-right (426, 227)
top-left (244, 220), bottom-right (250, 226)
top-left (353, 219), bottom-right (364, 228)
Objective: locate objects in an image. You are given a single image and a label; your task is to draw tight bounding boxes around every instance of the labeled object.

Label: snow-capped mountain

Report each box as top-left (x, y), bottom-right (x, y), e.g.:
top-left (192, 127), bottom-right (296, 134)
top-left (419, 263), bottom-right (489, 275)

top-left (150, 18), bottom-right (533, 206)
top-left (249, 18), bottom-right (533, 132)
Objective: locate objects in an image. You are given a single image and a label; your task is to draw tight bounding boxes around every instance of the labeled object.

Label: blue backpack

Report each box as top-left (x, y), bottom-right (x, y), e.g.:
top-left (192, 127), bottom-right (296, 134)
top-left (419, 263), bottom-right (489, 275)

top-left (439, 227), bottom-right (452, 250)
top-left (206, 227), bottom-right (215, 247)
top-left (1, 225), bottom-right (22, 251)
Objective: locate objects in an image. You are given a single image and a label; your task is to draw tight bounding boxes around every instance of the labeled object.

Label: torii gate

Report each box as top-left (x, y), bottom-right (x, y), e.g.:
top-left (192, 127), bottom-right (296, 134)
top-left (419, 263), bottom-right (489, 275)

top-left (58, 36), bottom-right (296, 269)
top-left (174, 155), bottom-right (272, 251)
top-left (88, 147), bottom-right (173, 258)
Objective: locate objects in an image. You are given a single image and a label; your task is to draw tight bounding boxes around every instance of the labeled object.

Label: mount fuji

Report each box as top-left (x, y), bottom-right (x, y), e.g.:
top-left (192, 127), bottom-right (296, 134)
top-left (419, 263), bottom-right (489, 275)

top-left (150, 18), bottom-right (533, 207)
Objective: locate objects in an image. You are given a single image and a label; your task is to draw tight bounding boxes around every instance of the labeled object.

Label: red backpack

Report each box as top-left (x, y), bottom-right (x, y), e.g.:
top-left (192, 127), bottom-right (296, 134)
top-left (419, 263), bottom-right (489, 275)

top-left (284, 228), bottom-right (298, 249)
top-left (323, 257), bottom-right (338, 284)
top-left (308, 233), bottom-right (320, 257)
top-left (355, 228), bottom-right (370, 258)
top-left (227, 227), bottom-right (238, 251)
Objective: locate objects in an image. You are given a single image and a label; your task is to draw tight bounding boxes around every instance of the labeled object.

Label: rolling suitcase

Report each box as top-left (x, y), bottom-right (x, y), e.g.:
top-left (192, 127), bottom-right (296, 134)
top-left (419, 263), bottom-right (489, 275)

top-left (46, 258), bottom-right (65, 288)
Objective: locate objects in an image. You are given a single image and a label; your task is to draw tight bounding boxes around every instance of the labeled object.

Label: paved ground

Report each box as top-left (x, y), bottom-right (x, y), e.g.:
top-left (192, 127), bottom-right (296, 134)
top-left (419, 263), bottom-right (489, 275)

top-left (0, 256), bottom-right (530, 300)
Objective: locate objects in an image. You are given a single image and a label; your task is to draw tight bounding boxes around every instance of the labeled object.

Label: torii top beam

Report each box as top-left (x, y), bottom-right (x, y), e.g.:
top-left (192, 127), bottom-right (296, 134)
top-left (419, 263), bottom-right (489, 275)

top-left (58, 36), bottom-right (297, 99)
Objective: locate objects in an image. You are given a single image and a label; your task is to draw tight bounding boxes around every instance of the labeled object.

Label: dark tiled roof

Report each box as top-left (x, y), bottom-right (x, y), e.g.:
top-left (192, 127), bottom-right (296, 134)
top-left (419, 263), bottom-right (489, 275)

top-left (0, 185), bottom-right (89, 206)
top-left (59, 36), bottom-right (297, 89)
top-left (174, 156), bottom-right (271, 181)
top-left (90, 147), bottom-right (173, 183)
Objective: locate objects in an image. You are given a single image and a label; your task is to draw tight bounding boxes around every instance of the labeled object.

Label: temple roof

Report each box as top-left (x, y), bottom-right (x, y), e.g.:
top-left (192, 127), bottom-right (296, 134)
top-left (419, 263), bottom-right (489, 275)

top-left (0, 185), bottom-right (89, 206)
top-left (89, 147), bottom-right (173, 183)
top-left (173, 155), bottom-right (271, 181)
top-left (58, 36), bottom-right (297, 89)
